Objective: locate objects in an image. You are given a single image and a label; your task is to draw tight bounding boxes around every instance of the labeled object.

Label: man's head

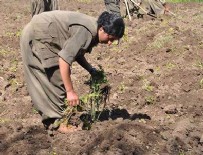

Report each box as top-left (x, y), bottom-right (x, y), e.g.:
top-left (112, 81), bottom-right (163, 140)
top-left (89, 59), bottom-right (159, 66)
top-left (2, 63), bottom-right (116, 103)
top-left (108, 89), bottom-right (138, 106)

top-left (97, 11), bottom-right (125, 45)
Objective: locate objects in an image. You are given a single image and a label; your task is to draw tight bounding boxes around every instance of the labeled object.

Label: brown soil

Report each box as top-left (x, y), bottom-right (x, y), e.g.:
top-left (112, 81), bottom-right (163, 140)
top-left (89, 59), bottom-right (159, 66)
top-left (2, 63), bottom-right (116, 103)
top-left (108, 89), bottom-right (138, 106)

top-left (0, 0), bottom-right (203, 155)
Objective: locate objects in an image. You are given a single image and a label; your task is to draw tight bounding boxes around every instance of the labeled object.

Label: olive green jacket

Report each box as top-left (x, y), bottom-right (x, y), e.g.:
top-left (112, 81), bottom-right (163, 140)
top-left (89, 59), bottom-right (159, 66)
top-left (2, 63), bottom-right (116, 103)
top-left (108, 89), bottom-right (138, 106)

top-left (30, 10), bottom-right (98, 68)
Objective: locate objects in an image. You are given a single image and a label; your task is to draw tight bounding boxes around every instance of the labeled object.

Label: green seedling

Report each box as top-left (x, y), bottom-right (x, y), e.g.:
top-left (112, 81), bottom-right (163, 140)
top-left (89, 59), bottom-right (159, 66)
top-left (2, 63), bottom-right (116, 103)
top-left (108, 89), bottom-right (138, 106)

top-left (57, 66), bottom-right (110, 130)
top-left (195, 61), bottom-right (203, 70)
top-left (9, 59), bottom-right (18, 72)
top-left (5, 32), bottom-right (15, 37)
top-left (49, 151), bottom-right (57, 155)
top-left (16, 29), bottom-right (22, 37)
top-left (118, 82), bottom-right (126, 93)
top-left (200, 78), bottom-right (203, 88)
top-left (80, 66), bottom-right (110, 129)
top-left (142, 79), bottom-right (154, 92)
top-left (0, 49), bottom-right (10, 56)
top-left (0, 118), bottom-right (10, 124)
top-left (145, 95), bottom-right (156, 104)
top-left (155, 66), bottom-right (161, 72)
top-left (32, 108), bottom-right (39, 114)
top-left (165, 62), bottom-right (176, 70)
top-left (178, 150), bottom-right (185, 155)
top-left (5, 29), bottom-right (22, 38)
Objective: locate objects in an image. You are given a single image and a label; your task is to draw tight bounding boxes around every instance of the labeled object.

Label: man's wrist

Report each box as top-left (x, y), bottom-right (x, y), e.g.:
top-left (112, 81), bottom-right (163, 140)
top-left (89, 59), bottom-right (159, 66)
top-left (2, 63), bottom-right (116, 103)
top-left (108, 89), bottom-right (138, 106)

top-left (66, 89), bottom-right (74, 93)
top-left (89, 67), bottom-right (96, 74)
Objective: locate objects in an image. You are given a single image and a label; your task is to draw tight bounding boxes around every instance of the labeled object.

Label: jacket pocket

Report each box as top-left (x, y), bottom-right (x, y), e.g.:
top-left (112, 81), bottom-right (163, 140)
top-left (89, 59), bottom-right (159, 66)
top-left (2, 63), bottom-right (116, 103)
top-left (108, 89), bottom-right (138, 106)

top-left (32, 41), bottom-right (59, 68)
top-left (33, 22), bottom-right (59, 44)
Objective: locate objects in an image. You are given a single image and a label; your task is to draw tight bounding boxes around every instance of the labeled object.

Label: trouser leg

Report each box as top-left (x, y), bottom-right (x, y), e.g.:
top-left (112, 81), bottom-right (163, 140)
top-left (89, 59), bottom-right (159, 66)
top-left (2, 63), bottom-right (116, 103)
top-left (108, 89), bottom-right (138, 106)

top-left (104, 0), bottom-right (121, 16)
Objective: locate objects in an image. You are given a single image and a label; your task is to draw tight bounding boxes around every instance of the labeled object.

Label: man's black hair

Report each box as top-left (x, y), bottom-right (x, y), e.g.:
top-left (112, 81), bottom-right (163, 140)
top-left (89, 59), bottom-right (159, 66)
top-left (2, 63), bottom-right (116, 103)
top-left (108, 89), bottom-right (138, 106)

top-left (97, 11), bottom-right (125, 38)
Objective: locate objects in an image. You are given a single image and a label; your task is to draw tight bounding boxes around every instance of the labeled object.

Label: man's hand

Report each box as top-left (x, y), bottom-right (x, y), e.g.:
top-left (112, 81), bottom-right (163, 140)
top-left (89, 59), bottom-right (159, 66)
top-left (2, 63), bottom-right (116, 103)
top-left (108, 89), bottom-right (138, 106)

top-left (89, 67), bottom-right (106, 84)
top-left (89, 67), bottom-right (97, 75)
top-left (90, 68), bottom-right (100, 79)
top-left (163, 3), bottom-right (170, 14)
top-left (66, 90), bottom-right (79, 106)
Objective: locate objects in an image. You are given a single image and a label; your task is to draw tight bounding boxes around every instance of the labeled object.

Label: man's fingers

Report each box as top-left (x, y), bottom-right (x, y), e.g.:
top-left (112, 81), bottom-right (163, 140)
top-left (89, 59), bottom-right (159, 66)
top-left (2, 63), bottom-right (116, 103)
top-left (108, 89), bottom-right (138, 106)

top-left (68, 100), bottom-right (74, 106)
top-left (76, 99), bottom-right (79, 106)
top-left (68, 101), bottom-right (73, 106)
top-left (73, 99), bottom-right (79, 106)
top-left (68, 99), bottom-right (79, 106)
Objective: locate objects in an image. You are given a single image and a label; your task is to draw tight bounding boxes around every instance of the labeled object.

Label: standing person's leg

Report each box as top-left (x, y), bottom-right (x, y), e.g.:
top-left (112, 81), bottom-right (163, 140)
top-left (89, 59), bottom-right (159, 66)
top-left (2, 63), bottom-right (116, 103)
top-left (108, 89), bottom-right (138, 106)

top-left (45, 0), bottom-right (59, 11)
top-left (138, 0), bottom-right (165, 15)
top-left (147, 0), bottom-right (165, 15)
top-left (104, 0), bottom-right (121, 16)
top-left (127, 0), bottom-right (141, 13)
top-left (44, 0), bottom-right (51, 11)
top-left (50, 0), bottom-right (59, 10)
top-left (31, 0), bottom-right (45, 16)
top-left (31, 0), bottom-right (59, 17)
top-left (128, 0), bottom-right (134, 11)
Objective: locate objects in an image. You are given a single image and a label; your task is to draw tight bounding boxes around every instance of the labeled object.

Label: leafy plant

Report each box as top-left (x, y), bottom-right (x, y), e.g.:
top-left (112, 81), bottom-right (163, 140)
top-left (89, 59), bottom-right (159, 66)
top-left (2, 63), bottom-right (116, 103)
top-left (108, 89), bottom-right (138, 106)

top-left (0, 118), bottom-right (10, 124)
top-left (165, 62), bottom-right (176, 70)
top-left (118, 82), bottom-right (126, 93)
top-left (200, 78), bottom-right (203, 88)
top-left (49, 151), bottom-right (57, 155)
top-left (142, 79), bottom-right (154, 92)
top-left (57, 66), bottom-right (110, 130)
top-left (9, 59), bottom-right (18, 72)
top-left (16, 29), bottom-right (22, 37)
top-left (0, 49), bottom-right (10, 56)
top-left (194, 61), bottom-right (203, 70)
top-left (32, 108), bottom-right (39, 114)
top-left (178, 150), bottom-right (185, 155)
top-left (145, 95), bottom-right (156, 104)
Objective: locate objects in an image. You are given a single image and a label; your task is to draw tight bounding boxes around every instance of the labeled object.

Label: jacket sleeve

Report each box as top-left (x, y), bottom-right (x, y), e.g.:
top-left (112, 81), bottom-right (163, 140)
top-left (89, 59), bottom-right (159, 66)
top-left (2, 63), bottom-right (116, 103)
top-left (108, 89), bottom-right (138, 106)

top-left (58, 25), bottom-right (92, 65)
top-left (159, 0), bottom-right (166, 4)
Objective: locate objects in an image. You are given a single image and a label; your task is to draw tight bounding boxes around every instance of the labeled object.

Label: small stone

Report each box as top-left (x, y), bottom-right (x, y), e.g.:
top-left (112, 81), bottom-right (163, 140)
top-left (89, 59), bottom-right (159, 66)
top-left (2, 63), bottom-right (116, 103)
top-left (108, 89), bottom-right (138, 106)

top-left (164, 104), bottom-right (178, 114)
top-left (116, 118), bottom-right (123, 122)
top-left (166, 48), bottom-right (172, 53)
top-left (112, 93), bottom-right (118, 99)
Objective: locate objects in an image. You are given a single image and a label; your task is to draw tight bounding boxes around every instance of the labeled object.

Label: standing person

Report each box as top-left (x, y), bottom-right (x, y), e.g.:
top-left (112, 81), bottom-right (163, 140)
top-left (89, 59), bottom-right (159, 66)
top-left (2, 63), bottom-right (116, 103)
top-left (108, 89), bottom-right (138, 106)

top-left (20, 11), bottom-right (125, 133)
top-left (31, 0), bottom-right (59, 17)
top-left (104, 0), bottom-right (121, 16)
top-left (103, 0), bottom-right (169, 17)
top-left (138, 0), bottom-right (169, 16)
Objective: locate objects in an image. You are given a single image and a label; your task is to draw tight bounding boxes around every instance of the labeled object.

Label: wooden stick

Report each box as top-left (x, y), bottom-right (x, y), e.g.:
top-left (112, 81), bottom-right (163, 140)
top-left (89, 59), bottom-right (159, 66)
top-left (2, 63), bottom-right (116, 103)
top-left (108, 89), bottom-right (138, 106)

top-left (124, 0), bottom-right (132, 21)
top-left (130, 0), bottom-right (148, 14)
top-left (168, 10), bottom-right (176, 16)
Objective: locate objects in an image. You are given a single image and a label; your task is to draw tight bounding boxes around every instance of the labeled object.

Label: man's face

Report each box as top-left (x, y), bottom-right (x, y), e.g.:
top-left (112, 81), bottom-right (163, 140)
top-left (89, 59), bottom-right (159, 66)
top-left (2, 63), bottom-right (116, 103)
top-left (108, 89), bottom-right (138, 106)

top-left (98, 27), bottom-right (118, 45)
